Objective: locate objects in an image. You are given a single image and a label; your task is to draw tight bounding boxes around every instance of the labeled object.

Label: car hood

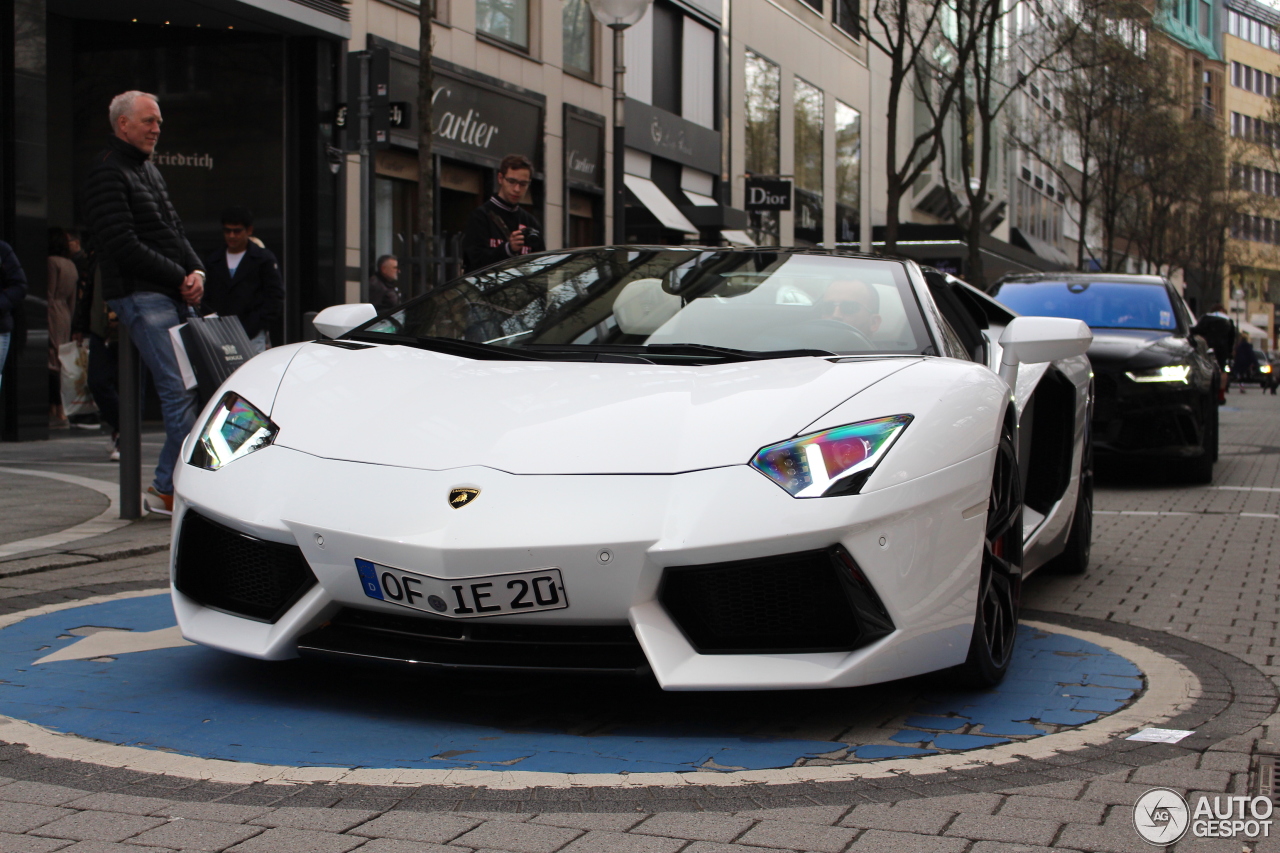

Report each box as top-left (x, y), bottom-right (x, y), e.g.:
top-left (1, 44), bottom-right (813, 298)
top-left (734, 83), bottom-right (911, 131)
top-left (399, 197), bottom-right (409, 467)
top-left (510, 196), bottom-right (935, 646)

top-left (1088, 329), bottom-right (1193, 370)
top-left (270, 343), bottom-right (919, 474)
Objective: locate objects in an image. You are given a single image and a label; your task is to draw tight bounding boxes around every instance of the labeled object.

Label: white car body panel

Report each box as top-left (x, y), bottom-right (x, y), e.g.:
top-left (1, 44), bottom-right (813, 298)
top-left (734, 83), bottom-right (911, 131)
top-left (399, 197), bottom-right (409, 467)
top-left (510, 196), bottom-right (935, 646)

top-left (172, 252), bottom-right (1092, 691)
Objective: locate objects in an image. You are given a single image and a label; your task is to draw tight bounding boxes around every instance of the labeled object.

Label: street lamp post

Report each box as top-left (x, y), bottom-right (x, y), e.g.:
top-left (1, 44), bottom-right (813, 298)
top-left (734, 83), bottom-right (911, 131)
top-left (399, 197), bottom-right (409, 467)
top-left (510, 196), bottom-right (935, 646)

top-left (585, 0), bottom-right (654, 245)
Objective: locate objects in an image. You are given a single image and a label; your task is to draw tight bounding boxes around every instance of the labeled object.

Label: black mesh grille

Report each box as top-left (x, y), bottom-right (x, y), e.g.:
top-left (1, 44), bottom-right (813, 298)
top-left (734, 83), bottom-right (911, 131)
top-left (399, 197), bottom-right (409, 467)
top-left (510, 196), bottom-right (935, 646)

top-left (174, 511), bottom-right (316, 623)
top-left (659, 548), bottom-right (893, 654)
top-left (298, 608), bottom-right (648, 673)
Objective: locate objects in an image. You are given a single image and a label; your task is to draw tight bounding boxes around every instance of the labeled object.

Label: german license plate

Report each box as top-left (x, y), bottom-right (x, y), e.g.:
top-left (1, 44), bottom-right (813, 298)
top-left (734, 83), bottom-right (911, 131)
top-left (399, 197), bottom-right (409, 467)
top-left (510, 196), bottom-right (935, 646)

top-left (355, 558), bottom-right (569, 619)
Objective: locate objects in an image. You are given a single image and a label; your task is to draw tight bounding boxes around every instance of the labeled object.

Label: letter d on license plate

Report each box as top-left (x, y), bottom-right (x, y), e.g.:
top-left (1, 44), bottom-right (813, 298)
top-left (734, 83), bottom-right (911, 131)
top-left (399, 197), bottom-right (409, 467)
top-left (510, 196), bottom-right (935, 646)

top-left (355, 558), bottom-right (569, 618)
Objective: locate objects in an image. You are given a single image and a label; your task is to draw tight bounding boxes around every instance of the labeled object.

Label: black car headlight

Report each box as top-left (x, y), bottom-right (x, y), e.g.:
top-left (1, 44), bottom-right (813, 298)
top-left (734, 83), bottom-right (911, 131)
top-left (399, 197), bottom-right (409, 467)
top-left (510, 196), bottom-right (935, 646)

top-left (1125, 364), bottom-right (1190, 384)
top-left (188, 392), bottom-right (278, 471)
top-left (750, 415), bottom-right (912, 498)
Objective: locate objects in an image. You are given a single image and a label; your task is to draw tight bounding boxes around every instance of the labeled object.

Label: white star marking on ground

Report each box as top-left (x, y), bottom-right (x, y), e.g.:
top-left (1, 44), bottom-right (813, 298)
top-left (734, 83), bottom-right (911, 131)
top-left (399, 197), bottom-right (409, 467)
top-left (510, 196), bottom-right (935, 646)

top-left (34, 626), bottom-right (194, 664)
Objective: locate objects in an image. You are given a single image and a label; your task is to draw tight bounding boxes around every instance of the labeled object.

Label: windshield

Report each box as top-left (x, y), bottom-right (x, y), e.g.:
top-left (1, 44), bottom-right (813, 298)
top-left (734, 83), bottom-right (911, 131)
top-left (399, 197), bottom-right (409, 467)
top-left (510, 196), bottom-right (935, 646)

top-left (352, 249), bottom-right (932, 360)
top-left (991, 280), bottom-right (1178, 332)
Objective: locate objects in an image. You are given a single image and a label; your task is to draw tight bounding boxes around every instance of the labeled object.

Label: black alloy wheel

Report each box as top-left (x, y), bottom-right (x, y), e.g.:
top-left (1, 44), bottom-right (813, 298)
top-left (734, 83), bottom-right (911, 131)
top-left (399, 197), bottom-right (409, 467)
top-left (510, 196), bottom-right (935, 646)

top-left (958, 422), bottom-right (1023, 687)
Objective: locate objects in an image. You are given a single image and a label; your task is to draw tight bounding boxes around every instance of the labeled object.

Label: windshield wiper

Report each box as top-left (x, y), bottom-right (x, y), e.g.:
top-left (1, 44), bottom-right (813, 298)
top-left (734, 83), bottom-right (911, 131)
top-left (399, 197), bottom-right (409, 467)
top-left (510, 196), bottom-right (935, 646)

top-left (347, 332), bottom-right (549, 361)
top-left (520, 343), bottom-right (836, 363)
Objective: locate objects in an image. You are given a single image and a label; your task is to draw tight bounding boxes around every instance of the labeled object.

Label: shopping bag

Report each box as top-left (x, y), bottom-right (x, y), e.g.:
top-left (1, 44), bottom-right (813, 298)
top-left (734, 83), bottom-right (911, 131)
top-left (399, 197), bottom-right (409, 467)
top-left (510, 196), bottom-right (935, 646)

top-left (178, 313), bottom-right (255, 405)
top-left (168, 324), bottom-right (199, 391)
top-left (58, 341), bottom-right (98, 417)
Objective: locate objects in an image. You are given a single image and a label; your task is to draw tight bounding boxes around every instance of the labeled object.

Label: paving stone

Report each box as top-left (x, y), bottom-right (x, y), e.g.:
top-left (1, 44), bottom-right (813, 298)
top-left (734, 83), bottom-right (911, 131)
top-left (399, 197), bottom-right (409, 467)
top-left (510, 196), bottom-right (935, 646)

top-left (62, 793), bottom-right (173, 817)
top-left (841, 804), bottom-right (953, 834)
top-left (968, 843), bottom-right (1061, 853)
top-left (0, 783), bottom-right (88, 807)
top-left (997, 781), bottom-right (1087, 800)
top-left (349, 812), bottom-right (481, 844)
top-left (897, 793), bottom-right (1003, 815)
top-left (557, 831), bottom-right (686, 853)
top-left (944, 814), bottom-right (1060, 846)
top-left (150, 802), bottom-right (273, 823)
top-left (846, 829), bottom-right (969, 853)
top-left (1083, 781), bottom-right (1176, 806)
top-left (1129, 767), bottom-right (1232, 791)
top-left (1196, 752), bottom-right (1251, 773)
top-left (455, 812), bottom-right (535, 823)
top-left (450, 820), bottom-right (581, 853)
top-left (734, 819), bottom-right (857, 853)
top-left (126, 818), bottom-right (263, 851)
top-left (0, 830), bottom-right (70, 851)
top-left (632, 813), bottom-right (754, 843)
top-left (1054, 823), bottom-right (1158, 853)
top-left (681, 844), bottom-right (798, 853)
top-left (997, 795), bottom-right (1106, 824)
top-left (48, 844), bottom-right (174, 853)
top-left (0, 803), bottom-right (73, 834)
top-left (248, 806), bottom-right (378, 832)
top-left (28, 811), bottom-right (165, 843)
top-left (529, 814), bottom-right (646, 832)
top-left (225, 826), bottom-right (365, 853)
top-left (353, 840), bottom-right (460, 853)
top-left (733, 806), bottom-right (847, 826)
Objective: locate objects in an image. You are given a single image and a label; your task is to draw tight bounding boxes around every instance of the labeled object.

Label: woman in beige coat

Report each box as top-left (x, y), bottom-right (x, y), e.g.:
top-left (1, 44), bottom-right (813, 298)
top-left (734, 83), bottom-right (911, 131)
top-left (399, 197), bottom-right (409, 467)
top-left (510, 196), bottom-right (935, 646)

top-left (47, 228), bottom-right (78, 428)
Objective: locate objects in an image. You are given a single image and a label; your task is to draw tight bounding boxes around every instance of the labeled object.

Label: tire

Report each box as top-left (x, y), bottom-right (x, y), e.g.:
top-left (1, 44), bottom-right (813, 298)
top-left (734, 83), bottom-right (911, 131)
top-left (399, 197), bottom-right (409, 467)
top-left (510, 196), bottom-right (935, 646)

top-left (1183, 395), bottom-right (1217, 484)
top-left (1048, 474), bottom-right (1092, 576)
top-left (957, 422), bottom-right (1023, 687)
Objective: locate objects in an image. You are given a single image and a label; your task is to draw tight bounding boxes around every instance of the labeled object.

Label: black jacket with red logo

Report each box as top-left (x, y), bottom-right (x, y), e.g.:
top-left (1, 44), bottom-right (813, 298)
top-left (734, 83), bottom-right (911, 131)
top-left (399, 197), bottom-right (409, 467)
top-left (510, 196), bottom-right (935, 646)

top-left (461, 196), bottom-right (545, 274)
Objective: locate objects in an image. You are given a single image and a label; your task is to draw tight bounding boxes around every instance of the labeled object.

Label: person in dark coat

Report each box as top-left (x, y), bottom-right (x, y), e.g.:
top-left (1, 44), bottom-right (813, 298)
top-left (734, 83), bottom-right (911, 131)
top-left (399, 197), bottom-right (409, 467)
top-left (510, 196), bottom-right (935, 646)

top-left (461, 154), bottom-right (545, 273)
top-left (1192, 304), bottom-right (1235, 404)
top-left (368, 255), bottom-right (403, 314)
top-left (0, 240), bottom-right (28, 397)
top-left (201, 207), bottom-right (283, 356)
top-left (1233, 333), bottom-right (1259, 393)
top-left (82, 90), bottom-right (205, 514)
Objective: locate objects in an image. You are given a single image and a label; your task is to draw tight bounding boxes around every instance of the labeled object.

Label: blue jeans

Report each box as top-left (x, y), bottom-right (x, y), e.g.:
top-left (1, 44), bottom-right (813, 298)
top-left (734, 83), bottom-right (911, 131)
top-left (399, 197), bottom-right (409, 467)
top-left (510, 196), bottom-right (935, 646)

top-left (109, 292), bottom-right (196, 495)
top-left (0, 332), bottom-right (9, 396)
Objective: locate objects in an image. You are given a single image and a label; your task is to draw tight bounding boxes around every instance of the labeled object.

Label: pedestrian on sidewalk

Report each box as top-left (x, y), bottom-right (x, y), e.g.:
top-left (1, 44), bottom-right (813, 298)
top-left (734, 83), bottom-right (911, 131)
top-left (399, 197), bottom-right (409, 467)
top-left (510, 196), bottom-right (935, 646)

top-left (201, 207), bottom-right (282, 356)
top-left (70, 233), bottom-right (121, 461)
top-left (1193, 303), bottom-right (1235, 404)
top-left (47, 227), bottom-right (78, 429)
top-left (0, 240), bottom-right (28, 396)
top-left (83, 90), bottom-right (205, 514)
top-left (461, 154), bottom-right (545, 273)
top-left (368, 255), bottom-right (403, 314)
top-left (1233, 332), bottom-right (1258, 394)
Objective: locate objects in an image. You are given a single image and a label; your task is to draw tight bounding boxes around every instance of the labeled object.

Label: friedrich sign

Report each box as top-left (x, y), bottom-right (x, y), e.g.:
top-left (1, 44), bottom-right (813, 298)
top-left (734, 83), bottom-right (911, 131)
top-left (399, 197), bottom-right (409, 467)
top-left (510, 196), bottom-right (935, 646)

top-left (744, 178), bottom-right (792, 211)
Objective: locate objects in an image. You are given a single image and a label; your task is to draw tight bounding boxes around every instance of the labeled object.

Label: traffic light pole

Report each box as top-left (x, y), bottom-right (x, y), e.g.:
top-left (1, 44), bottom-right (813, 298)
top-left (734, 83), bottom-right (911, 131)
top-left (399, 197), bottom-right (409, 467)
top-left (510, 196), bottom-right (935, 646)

top-left (358, 50), bottom-right (372, 304)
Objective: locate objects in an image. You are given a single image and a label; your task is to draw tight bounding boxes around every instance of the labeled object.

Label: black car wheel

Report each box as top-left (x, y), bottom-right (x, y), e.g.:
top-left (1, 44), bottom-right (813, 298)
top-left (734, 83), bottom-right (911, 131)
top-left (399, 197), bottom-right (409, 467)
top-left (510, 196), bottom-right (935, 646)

top-left (1183, 395), bottom-right (1217, 484)
top-left (958, 423), bottom-right (1022, 687)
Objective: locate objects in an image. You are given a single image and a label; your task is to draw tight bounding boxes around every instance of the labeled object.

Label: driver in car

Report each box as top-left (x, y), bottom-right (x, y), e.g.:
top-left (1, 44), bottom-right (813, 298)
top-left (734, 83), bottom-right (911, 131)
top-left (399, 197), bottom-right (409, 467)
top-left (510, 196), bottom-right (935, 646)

top-left (816, 279), bottom-right (882, 338)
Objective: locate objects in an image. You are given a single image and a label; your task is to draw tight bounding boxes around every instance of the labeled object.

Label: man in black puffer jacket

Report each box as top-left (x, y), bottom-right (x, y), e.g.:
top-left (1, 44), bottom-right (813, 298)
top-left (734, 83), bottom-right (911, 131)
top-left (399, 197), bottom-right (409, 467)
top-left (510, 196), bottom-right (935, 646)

top-left (83, 90), bottom-right (205, 514)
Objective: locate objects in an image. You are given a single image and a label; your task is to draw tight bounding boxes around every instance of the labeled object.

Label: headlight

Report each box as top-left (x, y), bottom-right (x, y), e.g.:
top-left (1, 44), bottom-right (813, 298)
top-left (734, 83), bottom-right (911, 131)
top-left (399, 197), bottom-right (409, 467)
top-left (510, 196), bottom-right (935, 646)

top-left (1125, 364), bottom-right (1191, 384)
top-left (1261, 364), bottom-right (1273, 374)
top-left (188, 392), bottom-right (278, 471)
top-left (750, 415), bottom-right (912, 498)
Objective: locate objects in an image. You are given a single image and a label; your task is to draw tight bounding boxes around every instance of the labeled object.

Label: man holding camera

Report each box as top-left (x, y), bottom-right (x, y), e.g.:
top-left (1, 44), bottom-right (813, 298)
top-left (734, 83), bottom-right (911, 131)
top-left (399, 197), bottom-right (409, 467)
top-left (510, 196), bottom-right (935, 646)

top-left (461, 154), bottom-right (545, 273)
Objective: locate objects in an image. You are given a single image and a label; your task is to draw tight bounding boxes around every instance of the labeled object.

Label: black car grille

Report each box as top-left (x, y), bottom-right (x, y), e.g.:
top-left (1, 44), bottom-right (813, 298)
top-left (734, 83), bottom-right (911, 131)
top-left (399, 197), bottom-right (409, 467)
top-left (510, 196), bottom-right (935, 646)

top-left (659, 547), bottom-right (894, 654)
top-left (174, 511), bottom-right (317, 623)
top-left (298, 608), bottom-right (649, 674)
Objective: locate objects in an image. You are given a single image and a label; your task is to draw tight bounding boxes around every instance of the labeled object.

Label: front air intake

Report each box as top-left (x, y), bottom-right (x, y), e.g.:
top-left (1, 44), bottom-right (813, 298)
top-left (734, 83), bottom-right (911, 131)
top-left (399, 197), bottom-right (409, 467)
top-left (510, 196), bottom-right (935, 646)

top-left (658, 547), bottom-right (894, 654)
top-left (174, 510), bottom-right (316, 623)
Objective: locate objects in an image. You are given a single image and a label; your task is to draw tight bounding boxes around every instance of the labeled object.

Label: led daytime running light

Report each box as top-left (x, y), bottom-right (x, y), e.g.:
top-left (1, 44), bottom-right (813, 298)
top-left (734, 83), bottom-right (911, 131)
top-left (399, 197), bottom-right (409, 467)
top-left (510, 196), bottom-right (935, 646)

top-left (1125, 364), bottom-right (1191, 384)
top-left (190, 392), bottom-right (277, 471)
top-left (751, 415), bottom-right (913, 498)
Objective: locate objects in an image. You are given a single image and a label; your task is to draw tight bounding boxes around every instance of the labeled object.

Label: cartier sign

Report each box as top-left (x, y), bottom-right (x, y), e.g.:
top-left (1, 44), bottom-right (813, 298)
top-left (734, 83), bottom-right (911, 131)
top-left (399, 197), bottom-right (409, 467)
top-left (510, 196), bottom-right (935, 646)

top-left (565, 113), bottom-right (604, 188)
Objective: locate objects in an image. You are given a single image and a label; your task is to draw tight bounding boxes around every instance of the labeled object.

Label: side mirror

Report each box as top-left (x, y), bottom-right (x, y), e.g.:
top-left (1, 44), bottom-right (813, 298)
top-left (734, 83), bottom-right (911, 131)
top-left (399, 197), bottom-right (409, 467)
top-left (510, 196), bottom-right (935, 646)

top-left (312, 303), bottom-right (377, 339)
top-left (997, 316), bottom-right (1092, 391)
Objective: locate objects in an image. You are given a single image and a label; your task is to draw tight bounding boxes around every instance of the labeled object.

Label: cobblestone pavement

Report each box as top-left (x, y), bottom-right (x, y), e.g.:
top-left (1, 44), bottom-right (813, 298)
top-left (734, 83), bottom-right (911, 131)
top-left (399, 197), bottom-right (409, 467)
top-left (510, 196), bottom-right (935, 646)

top-left (0, 400), bottom-right (1279, 851)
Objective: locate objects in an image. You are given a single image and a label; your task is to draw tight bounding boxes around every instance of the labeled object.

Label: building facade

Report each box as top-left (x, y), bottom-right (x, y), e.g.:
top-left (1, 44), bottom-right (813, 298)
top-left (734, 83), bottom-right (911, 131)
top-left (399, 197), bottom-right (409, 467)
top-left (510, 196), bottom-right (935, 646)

top-left (1225, 0), bottom-right (1280, 345)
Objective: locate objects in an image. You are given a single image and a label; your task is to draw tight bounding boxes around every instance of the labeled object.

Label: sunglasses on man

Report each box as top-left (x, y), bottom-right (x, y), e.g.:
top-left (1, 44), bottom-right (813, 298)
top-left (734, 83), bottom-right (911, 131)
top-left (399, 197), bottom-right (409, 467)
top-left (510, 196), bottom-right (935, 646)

top-left (817, 300), bottom-right (871, 317)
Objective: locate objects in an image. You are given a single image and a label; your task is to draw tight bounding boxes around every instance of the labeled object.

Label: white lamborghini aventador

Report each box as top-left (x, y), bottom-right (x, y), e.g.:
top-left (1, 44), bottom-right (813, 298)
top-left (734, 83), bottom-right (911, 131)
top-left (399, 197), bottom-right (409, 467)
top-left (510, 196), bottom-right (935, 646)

top-left (171, 248), bottom-right (1093, 691)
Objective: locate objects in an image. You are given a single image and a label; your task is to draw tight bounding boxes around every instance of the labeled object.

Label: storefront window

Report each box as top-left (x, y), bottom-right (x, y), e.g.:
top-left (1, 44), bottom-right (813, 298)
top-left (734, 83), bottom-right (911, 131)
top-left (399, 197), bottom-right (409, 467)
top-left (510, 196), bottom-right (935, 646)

top-left (563, 0), bottom-right (594, 75)
top-left (375, 175), bottom-right (420, 291)
top-left (794, 77), bottom-right (823, 246)
top-left (745, 49), bottom-right (780, 244)
top-left (477, 0), bottom-right (529, 49)
top-left (835, 100), bottom-right (861, 244)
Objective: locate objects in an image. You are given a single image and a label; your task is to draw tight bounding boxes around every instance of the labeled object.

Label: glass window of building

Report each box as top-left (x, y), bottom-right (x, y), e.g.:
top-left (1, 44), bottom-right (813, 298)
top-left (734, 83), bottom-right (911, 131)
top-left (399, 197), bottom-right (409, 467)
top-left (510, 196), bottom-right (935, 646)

top-left (478, 0), bottom-right (530, 49)
top-left (744, 49), bottom-right (780, 243)
top-left (834, 0), bottom-right (859, 37)
top-left (834, 100), bottom-right (860, 244)
top-left (794, 77), bottom-right (824, 246)
top-left (563, 0), bottom-right (593, 75)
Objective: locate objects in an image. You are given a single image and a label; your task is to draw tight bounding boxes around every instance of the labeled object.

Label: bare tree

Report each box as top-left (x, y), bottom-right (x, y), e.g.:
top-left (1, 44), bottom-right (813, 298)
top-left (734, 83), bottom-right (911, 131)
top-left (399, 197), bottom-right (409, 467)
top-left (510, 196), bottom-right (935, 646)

top-left (862, 0), bottom-right (981, 252)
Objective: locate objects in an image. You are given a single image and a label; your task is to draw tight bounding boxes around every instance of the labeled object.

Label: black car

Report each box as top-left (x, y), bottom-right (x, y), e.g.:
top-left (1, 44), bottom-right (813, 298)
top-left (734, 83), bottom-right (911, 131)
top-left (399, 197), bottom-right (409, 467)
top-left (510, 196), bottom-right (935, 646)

top-left (989, 273), bottom-right (1219, 483)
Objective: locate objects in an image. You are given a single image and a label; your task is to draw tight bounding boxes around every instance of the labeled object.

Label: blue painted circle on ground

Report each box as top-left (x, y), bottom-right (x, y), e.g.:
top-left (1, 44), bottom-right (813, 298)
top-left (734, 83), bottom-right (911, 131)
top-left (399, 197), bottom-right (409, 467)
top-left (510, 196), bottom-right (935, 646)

top-left (0, 595), bottom-right (1143, 773)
